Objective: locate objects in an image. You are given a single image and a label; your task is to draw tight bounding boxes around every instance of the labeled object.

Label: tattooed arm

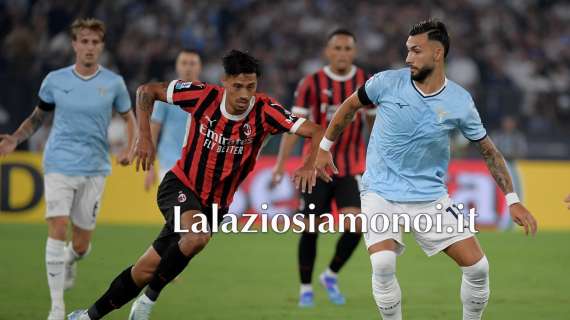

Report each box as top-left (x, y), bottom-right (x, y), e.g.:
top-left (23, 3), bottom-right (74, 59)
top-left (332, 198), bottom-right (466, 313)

top-left (131, 82), bottom-right (169, 171)
top-left (476, 136), bottom-right (538, 235)
top-left (0, 107), bottom-right (52, 156)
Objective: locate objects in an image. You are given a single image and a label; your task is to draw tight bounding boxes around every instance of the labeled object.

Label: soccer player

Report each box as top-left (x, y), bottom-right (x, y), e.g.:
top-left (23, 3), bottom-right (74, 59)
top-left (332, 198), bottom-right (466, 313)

top-left (315, 20), bottom-right (538, 320)
top-left (0, 18), bottom-right (136, 320)
top-left (67, 50), bottom-right (330, 320)
top-left (144, 49), bottom-right (202, 190)
top-left (271, 29), bottom-right (374, 307)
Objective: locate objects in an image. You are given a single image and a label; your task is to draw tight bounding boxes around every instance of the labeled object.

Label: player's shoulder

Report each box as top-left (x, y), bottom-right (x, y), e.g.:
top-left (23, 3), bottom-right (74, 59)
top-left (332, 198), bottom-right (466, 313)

top-left (98, 66), bottom-right (126, 82)
top-left (173, 80), bottom-right (217, 91)
top-left (43, 65), bottom-right (74, 82)
top-left (445, 79), bottom-right (473, 103)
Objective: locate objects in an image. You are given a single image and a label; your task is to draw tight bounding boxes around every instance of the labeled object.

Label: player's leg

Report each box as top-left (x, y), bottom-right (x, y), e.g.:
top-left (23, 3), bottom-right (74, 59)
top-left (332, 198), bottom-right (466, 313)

top-left (65, 175), bottom-right (105, 290)
top-left (319, 175), bottom-right (363, 304)
top-left (297, 178), bottom-right (332, 307)
top-left (363, 192), bottom-right (404, 320)
top-left (411, 195), bottom-right (489, 320)
top-left (444, 237), bottom-right (489, 320)
top-left (44, 173), bottom-right (77, 320)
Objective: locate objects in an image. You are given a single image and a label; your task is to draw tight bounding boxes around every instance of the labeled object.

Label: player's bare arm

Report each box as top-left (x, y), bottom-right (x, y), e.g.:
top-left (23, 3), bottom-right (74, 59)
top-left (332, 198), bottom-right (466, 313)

top-left (476, 136), bottom-right (538, 235)
top-left (117, 109), bottom-right (137, 166)
top-left (131, 82), bottom-right (169, 171)
top-left (291, 120), bottom-right (325, 194)
top-left (271, 112), bottom-right (306, 187)
top-left (143, 121), bottom-right (163, 190)
top-left (0, 106), bottom-right (52, 156)
top-left (315, 92), bottom-right (364, 176)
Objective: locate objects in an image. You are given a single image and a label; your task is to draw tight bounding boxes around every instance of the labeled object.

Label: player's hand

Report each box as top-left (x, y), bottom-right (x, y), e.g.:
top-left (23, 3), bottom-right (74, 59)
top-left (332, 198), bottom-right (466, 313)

top-left (116, 148), bottom-right (132, 166)
top-left (0, 134), bottom-right (18, 156)
top-left (565, 194), bottom-right (570, 210)
top-left (314, 149), bottom-right (338, 183)
top-left (509, 203), bottom-right (538, 236)
top-left (294, 165), bottom-right (317, 194)
top-left (144, 166), bottom-right (157, 191)
top-left (270, 165), bottom-right (285, 189)
top-left (131, 136), bottom-right (155, 172)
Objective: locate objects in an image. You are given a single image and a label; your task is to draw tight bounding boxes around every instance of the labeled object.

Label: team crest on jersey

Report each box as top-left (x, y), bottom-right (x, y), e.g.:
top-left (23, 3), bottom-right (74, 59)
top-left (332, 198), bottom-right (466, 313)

top-left (98, 87), bottom-right (107, 96)
top-left (435, 107), bottom-right (449, 123)
top-left (177, 191), bottom-right (187, 203)
top-left (242, 123), bottom-right (252, 136)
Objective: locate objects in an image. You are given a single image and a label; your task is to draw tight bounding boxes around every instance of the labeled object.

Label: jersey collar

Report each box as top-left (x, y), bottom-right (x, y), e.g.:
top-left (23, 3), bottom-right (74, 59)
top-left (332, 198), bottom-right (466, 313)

top-left (220, 90), bottom-right (256, 121)
top-left (72, 65), bottom-right (101, 81)
top-left (323, 65), bottom-right (357, 82)
top-left (411, 77), bottom-right (448, 98)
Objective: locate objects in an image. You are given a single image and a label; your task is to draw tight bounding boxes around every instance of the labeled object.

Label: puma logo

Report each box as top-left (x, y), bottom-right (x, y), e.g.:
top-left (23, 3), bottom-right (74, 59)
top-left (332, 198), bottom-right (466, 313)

top-left (205, 116), bottom-right (216, 127)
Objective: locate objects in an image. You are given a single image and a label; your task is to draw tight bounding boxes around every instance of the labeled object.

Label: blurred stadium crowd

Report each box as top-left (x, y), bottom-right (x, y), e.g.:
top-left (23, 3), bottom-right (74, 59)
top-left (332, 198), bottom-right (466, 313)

top-left (1, 0), bottom-right (569, 158)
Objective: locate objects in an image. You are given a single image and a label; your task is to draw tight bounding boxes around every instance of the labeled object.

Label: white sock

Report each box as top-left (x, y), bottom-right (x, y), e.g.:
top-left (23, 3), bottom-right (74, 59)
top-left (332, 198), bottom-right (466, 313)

top-left (141, 293), bottom-right (156, 305)
top-left (461, 256), bottom-right (490, 320)
top-left (324, 268), bottom-right (337, 279)
top-left (371, 251), bottom-right (402, 320)
top-left (46, 238), bottom-right (66, 308)
top-left (300, 284), bottom-right (313, 294)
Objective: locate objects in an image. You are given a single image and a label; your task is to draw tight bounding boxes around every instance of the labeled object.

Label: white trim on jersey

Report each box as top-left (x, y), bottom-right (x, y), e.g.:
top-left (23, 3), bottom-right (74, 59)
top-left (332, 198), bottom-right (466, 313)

top-left (181, 112), bottom-right (192, 148)
top-left (290, 117), bottom-right (306, 134)
top-left (291, 106), bottom-right (310, 116)
top-left (412, 78), bottom-right (448, 97)
top-left (166, 79), bottom-right (178, 104)
top-left (323, 65), bottom-right (357, 82)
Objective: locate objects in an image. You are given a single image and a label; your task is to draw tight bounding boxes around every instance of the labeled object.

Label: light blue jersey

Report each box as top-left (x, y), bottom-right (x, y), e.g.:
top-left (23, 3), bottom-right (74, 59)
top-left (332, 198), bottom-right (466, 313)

top-left (361, 68), bottom-right (486, 202)
top-left (39, 65), bottom-right (131, 176)
top-left (151, 101), bottom-right (188, 171)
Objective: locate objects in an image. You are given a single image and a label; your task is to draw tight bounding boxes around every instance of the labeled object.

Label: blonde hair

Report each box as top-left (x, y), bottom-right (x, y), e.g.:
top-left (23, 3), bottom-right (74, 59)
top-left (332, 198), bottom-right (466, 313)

top-left (70, 18), bottom-right (106, 41)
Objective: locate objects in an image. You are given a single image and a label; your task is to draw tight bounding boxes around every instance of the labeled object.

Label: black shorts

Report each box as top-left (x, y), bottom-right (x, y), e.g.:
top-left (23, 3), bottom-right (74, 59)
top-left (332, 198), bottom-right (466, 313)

top-left (300, 175), bottom-right (361, 216)
top-left (152, 171), bottom-right (228, 256)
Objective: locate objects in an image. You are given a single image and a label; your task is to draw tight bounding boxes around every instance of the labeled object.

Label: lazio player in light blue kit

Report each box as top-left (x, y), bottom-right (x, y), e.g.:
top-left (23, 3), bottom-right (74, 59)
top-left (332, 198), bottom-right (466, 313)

top-left (144, 50), bottom-right (202, 190)
top-left (315, 20), bottom-right (537, 320)
top-left (0, 19), bottom-right (136, 320)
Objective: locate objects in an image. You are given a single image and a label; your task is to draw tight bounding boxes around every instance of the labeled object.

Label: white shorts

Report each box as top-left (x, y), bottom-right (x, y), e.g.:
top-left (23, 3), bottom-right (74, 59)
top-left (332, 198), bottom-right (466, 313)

top-left (44, 173), bottom-right (106, 230)
top-left (361, 192), bottom-right (475, 257)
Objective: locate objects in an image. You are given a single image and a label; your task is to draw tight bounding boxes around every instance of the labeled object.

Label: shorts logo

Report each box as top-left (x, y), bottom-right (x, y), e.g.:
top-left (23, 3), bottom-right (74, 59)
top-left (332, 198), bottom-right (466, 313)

top-left (178, 192), bottom-right (187, 203)
top-left (242, 123), bottom-right (252, 136)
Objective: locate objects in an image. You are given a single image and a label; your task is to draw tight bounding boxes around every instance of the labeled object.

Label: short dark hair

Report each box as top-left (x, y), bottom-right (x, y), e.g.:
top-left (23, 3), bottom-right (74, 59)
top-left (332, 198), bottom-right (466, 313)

top-left (409, 19), bottom-right (450, 58)
top-left (327, 28), bottom-right (357, 42)
top-left (180, 48), bottom-right (201, 58)
top-left (222, 50), bottom-right (262, 77)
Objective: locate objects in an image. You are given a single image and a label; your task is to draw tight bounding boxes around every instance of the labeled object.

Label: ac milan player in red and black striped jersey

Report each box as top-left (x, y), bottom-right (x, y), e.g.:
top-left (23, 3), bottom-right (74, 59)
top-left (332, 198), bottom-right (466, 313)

top-left (271, 29), bottom-right (376, 307)
top-left (70, 50), bottom-right (333, 320)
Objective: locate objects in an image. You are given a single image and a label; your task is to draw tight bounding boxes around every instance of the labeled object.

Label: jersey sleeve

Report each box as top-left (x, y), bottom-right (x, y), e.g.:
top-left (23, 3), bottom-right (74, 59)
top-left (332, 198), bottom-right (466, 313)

top-left (166, 80), bottom-right (208, 109)
top-left (113, 77), bottom-right (132, 113)
top-left (291, 76), bottom-right (314, 118)
top-left (459, 99), bottom-right (487, 142)
top-left (358, 71), bottom-right (387, 106)
top-left (151, 101), bottom-right (168, 124)
top-left (38, 73), bottom-right (55, 111)
top-left (264, 98), bottom-right (305, 135)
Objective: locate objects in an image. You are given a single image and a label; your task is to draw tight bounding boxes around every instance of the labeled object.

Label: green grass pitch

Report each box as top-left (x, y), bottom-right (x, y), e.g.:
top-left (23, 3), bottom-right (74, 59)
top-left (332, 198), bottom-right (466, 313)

top-left (1, 223), bottom-right (569, 319)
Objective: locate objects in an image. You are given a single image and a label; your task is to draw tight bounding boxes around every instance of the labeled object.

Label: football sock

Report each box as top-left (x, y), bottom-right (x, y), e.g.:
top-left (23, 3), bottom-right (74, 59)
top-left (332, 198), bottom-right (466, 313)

top-left (461, 256), bottom-right (490, 320)
top-left (371, 251), bottom-right (402, 320)
top-left (87, 266), bottom-right (142, 319)
top-left (300, 284), bottom-right (313, 295)
top-left (46, 238), bottom-right (66, 309)
top-left (298, 232), bottom-right (318, 284)
top-left (329, 232), bottom-right (361, 273)
top-left (145, 243), bottom-right (193, 301)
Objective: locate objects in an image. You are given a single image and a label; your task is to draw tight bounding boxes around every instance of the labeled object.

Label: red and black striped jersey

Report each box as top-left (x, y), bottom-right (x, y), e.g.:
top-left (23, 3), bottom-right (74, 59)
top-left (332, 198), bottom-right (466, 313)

top-left (292, 66), bottom-right (374, 177)
top-left (165, 80), bottom-right (305, 209)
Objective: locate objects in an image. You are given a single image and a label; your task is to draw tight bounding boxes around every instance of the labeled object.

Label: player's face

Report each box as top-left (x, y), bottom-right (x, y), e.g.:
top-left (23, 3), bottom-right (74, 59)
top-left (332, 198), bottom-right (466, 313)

top-left (176, 52), bottom-right (202, 82)
top-left (325, 35), bottom-right (356, 73)
top-left (222, 73), bottom-right (257, 114)
top-left (405, 33), bottom-right (439, 82)
top-left (72, 28), bottom-right (104, 67)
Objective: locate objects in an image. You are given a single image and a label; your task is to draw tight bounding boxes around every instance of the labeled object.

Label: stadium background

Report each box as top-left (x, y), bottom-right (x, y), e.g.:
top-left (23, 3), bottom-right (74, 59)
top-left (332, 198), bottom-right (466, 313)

top-left (1, 0), bottom-right (569, 319)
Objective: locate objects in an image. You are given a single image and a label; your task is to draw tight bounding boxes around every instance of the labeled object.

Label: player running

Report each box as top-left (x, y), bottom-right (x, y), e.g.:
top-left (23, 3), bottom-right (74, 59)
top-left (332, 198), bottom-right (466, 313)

top-left (0, 18), bottom-right (136, 320)
top-left (271, 29), bottom-right (374, 307)
top-left (67, 50), bottom-right (331, 320)
top-left (315, 20), bottom-right (538, 320)
top-left (144, 49), bottom-right (202, 190)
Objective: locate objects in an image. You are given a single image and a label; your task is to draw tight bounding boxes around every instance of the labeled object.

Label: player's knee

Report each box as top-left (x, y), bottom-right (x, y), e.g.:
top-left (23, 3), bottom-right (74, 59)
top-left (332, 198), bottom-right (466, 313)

top-left (370, 250), bottom-right (397, 284)
top-left (47, 217), bottom-right (68, 240)
top-left (131, 263), bottom-right (155, 285)
top-left (461, 256), bottom-right (490, 308)
top-left (72, 241), bottom-right (91, 257)
top-left (179, 233), bottom-right (210, 257)
top-left (462, 255), bottom-right (489, 282)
